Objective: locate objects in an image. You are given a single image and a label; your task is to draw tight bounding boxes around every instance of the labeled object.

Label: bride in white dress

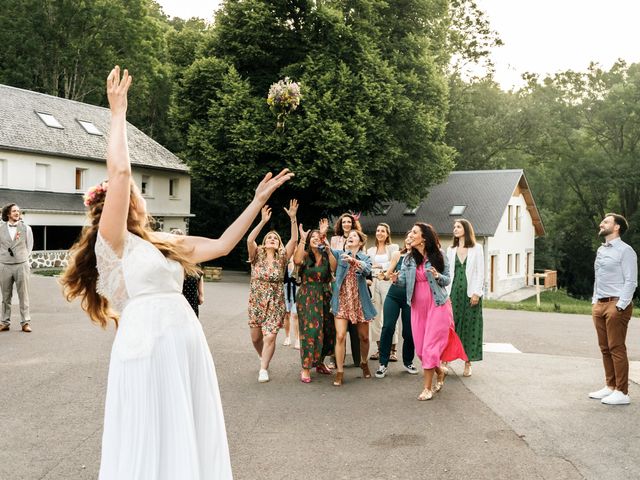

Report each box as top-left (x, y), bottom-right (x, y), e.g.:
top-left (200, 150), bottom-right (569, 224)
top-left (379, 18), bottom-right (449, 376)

top-left (61, 67), bottom-right (293, 479)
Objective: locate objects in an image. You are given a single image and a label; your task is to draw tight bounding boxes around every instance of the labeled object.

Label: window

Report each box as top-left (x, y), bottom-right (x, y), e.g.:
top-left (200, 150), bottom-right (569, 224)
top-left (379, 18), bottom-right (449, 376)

top-left (78, 120), bottom-right (102, 136)
top-left (507, 205), bottom-right (513, 231)
top-left (36, 163), bottom-right (51, 189)
top-left (372, 202), bottom-right (392, 215)
top-left (141, 175), bottom-right (151, 196)
top-left (515, 253), bottom-right (521, 274)
top-left (75, 168), bottom-right (87, 190)
top-left (507, 254), bottom-right (513, 275)
top-left (403, 205), bottom-right (420, 215)
top-left (0, 159), bottom-right (6, 186)
top-left (36, 112), bottom-right (64, 129)
top-left (515, 205), bottom-right (522, 231)
top-left (450, 205), bottom-right (466, 216)
top-left (169, 178), bottom-right (180, 198)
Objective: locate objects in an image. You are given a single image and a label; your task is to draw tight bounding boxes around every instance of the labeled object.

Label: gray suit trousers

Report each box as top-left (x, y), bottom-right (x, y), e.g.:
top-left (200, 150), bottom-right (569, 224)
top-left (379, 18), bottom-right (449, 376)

top-left (1, 262), bottom-right (31, 325)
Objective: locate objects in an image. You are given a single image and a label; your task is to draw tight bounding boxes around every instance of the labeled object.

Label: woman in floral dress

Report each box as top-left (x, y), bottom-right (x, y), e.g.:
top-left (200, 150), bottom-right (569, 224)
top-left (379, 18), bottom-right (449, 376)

top-left (247, 200), bottom-right (298, 383)
top-left (330, 229), bottom-right (377, 386)
top-left (293, 219), bottom-right (337, 382)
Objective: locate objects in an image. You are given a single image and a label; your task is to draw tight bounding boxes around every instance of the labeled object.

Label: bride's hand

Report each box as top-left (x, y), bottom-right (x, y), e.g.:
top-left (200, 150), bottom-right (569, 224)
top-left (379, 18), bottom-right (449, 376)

top-left (106, 66), bottom-right (132, 116)
top-left (254, 169), bottom-right (294, 204)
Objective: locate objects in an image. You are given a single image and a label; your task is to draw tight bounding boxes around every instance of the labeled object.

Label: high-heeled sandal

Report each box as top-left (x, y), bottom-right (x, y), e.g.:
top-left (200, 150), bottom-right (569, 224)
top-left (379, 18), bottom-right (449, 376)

top-left (463, 362), bottom-right (472, 377)
top-left (418, 388), bottom-right (433, 401)
top-left (316, 364), bottom-right (332, 375)
top-left (434, 368), bottom-right (447, 393)
top-left (300, 371), bottom-right (311, 383)
top-left (360, 362), bottom-right (372, 379)
top-left (333, 371), bottom-right (344, 386)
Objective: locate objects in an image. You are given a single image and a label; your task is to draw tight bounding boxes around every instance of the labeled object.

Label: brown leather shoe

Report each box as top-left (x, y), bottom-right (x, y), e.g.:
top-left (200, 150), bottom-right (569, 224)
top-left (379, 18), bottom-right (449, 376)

top-left (0, 324), bottom-right (9, 332)
top-left (21, 324), bottom-right (32, 333)
top-left (360, 362), bottom-right (372, 379)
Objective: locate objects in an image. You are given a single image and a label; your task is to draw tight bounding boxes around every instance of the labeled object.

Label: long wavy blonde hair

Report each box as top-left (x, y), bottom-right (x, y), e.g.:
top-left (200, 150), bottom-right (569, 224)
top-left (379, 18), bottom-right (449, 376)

top-left (60, 182), bottom-right (199, 328)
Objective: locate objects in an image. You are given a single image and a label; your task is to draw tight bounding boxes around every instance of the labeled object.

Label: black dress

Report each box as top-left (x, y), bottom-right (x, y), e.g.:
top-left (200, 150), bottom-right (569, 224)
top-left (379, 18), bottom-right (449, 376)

top-left (182, 275), bottom-right (201, 317)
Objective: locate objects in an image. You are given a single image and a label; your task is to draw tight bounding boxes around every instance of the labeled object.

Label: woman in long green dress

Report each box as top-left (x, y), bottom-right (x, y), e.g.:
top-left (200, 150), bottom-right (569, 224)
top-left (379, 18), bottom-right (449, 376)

top-left (446, 219), bottom-right (485, 377)
top-left (293, 221), bottom-right (337, 383)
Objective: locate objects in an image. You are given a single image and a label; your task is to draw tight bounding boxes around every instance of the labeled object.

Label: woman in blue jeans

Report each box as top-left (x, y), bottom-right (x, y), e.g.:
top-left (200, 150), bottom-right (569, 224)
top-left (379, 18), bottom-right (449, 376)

top-left (375, 234), bottom-right (418, 378)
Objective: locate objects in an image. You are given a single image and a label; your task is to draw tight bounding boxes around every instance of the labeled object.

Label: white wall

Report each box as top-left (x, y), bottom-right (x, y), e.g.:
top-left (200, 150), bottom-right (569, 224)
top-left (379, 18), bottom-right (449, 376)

top-left (0, 150), bottom-right (191, 227)
top-left (486, 193), bottom-right (536, 299)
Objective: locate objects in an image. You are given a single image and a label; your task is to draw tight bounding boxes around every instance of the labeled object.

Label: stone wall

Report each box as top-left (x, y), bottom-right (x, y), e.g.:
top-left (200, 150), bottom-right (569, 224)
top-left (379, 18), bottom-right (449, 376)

top-left (29, 250), bottom-right (69, 269)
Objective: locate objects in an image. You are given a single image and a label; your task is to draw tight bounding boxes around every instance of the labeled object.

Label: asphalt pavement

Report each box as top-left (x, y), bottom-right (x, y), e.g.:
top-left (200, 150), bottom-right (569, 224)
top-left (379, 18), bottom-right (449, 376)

top-left (0, 273), bottom-right (638, 480)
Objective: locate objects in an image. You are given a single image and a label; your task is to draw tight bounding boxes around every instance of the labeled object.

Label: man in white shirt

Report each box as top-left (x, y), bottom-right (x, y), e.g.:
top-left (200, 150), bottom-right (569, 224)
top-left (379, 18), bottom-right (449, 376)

top-left (589, 213), bottom-right (637, 405)
top-left (0, 204), bottom-right (34, 332)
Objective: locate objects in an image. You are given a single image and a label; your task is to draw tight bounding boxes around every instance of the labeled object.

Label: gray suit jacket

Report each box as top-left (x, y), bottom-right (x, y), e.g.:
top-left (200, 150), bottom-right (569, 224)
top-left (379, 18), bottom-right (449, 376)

top-left (0, 221), bottom-right (33, 264)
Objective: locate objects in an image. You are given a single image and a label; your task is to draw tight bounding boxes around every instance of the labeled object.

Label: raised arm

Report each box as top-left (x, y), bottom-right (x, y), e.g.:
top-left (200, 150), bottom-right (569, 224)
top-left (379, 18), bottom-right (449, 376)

top-left (247, 206), bottom-right (271, 262)
top-left (283, 199), bottom-right (299, 259)
top-left (98, 66), bottom-right (133, 255)
top-left (293, 224), bottom-right (309, 266)
top-left (178, 169), bottom-right (293, 264)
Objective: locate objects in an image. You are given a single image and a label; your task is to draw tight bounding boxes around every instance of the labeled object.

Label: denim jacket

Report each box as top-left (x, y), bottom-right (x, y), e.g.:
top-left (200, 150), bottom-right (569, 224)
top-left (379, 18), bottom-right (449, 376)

top-left (330, 249), bottom-right (377, 320)
top-left (401, 250), bottom-right (451, 306)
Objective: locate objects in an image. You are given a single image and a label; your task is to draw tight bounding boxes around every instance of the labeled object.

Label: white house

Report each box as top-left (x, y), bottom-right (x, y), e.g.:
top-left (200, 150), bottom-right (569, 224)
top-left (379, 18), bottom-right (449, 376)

top-left (358, 170), bottom-right (545, 299)
top-left (0, 84), bottom-right (192, 266)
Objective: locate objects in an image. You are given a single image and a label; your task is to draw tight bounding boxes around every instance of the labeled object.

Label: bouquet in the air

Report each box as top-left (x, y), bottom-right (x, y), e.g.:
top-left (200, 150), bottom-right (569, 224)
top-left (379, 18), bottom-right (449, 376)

top-left (267, 77), bottom-right (302, 131)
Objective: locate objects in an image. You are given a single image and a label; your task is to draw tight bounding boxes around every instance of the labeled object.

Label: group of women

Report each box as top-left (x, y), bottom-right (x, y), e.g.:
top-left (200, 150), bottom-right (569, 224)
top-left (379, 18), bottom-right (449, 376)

top-left (246, 207), bottom-right (486, 400)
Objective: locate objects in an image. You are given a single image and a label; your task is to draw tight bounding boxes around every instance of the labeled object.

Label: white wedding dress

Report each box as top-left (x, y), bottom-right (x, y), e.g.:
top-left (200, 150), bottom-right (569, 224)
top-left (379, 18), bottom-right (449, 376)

top-left (95, 232), bottom-right (232, 479)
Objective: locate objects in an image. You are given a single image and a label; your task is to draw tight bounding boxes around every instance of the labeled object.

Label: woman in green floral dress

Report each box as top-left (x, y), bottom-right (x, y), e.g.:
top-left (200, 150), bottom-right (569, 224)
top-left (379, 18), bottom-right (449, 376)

top-left (446, 219), bottom-right (485, 377)
top-left (293, 220), bottom-right (337, 383)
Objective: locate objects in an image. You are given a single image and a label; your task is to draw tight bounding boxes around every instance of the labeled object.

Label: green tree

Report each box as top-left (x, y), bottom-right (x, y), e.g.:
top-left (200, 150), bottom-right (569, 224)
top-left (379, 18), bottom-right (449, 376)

top-left (176, 0), bottom-right (454, 230)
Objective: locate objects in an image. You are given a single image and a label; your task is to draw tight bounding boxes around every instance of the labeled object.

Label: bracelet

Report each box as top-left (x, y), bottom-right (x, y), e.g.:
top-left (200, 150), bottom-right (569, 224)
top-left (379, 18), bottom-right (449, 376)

top-left (291, 218), bottom-right (297, 223)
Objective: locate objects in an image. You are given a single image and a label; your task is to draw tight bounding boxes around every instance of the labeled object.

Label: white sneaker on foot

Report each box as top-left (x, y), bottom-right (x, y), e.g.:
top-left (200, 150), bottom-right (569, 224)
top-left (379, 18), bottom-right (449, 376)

top-left (588, 386), bottom-right (614, 399)
top-left (403, 363), bottom-right (419, 375)
top-left (294, 339), bottom-right (300, 350)
top-left (601, 390), bottom-right (630, 405)
top-left (283, 337), bottom-right (291, 346)
top-left (258, 369), bottom-right (269, 383)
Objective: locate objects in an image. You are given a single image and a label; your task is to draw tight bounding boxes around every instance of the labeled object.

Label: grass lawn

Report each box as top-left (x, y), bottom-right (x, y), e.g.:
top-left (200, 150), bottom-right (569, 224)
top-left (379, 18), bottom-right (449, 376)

top-left (32, 268), bottom-right (63, 277)
top-left (484, 289), bottom-right (640, 317)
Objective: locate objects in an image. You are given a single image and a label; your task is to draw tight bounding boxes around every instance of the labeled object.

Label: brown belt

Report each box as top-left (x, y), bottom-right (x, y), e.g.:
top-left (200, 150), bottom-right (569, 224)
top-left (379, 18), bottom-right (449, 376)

top-left (597, 297), bottom-right (619, 303)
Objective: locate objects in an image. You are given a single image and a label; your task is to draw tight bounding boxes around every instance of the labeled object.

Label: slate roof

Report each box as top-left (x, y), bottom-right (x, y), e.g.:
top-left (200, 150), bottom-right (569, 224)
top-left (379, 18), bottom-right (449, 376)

top-left (358, 169), bottom-right (545, 237)
top-left (0, 84), bottom-right (188, 172)
top-left (0, 188), bottom-right (85, 213)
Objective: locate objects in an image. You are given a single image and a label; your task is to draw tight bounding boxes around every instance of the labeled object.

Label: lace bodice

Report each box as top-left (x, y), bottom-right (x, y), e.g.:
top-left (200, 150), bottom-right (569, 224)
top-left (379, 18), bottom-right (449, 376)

top-left (95, 232), bottom-right (184, 312)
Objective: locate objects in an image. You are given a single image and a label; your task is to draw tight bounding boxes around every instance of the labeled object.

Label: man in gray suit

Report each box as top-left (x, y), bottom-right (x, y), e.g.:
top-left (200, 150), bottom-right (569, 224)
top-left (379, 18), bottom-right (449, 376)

top-left (0, 203), bottom-right (34, 332)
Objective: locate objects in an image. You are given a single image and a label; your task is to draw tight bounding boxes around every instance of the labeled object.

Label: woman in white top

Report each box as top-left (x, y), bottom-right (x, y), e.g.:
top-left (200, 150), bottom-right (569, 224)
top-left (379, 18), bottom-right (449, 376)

top-left (366, 223), bottom-right (399, 361)
top-left (445, 219), bottom-right (484, 377)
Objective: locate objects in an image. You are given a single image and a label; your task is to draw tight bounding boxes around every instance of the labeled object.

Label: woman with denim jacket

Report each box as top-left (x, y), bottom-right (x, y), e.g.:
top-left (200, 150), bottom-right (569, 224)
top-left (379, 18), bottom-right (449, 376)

top-left (330, 229), bottom-right (377, 386)
top-left (403, 223), bottom-right (467, 400)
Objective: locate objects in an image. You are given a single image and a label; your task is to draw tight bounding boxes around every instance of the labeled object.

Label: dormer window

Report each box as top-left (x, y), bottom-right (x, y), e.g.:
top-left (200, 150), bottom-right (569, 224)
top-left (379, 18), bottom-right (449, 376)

top-left (450, 205), bottom-right (466, 215)
top-left (403, 205), bottom-right (420, 215)
top-left (78, 120), bottom-right (102, 135)
top-left (36, 112), bottom-right (63, 129)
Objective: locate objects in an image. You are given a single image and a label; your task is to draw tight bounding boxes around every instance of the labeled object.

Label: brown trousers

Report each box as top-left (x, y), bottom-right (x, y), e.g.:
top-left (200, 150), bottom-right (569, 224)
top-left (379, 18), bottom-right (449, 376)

top-left (592, 299), bottom-right (633, 394)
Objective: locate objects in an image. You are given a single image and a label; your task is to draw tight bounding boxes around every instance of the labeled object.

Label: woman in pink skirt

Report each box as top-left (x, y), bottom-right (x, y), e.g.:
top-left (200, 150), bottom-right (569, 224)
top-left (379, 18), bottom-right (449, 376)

top-left (402, 222), bottom-right (467, 400)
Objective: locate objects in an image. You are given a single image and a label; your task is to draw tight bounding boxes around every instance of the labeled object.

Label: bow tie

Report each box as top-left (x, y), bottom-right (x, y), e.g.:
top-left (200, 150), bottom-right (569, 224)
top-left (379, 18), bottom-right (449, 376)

top-left (7, 224), bottom-right (17, 228)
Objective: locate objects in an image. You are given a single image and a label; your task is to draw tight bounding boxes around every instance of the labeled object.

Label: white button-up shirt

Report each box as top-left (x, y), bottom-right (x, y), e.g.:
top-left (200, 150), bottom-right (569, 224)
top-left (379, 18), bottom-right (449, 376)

top-left (592, 237), bottom-right (638, 309)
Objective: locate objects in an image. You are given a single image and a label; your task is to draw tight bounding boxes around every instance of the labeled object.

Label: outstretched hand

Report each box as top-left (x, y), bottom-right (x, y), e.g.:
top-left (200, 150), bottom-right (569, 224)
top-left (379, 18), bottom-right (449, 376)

top-left (299, 223), bottom-right (310, 243)
top-left (319, 218), bottom-right (329, 236)
top-left (254, 169), bottom-right (294, 204)
top-left (284, 199), bottom-right (298, 219)
top-left (260, 205), bottom-right (272, 223)
top-left (106, 66), bottom-right (132, 115)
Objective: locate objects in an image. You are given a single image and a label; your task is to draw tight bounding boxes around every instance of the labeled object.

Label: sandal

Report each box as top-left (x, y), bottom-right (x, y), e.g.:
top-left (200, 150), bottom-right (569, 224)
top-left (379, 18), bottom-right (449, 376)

top-left (369, 351), bottom-right (380, 360)
top-left (389, 350), bottom-right (398, 362)
top-left (463, 362), bottom-right (472, 377)
top-left (326, 357), bottom-right (337, 369)
top-left (360, 362), bottom-right (372, 379)
top-left (418, 388), bottom-right (433, 401)
top-left (333, 371), bottom-right (344, 386)
top-left (434, 368), bottom-right (447, 393)
top-left (300, 371), bottom-right (311, 383)
top-left (316, 364), bottom-right (332, 375)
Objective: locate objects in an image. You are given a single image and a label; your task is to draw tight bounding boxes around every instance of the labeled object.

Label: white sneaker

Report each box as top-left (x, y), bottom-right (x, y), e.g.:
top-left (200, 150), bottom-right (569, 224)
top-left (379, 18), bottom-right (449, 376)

top-left (258, 369), bottom-right (269, 383)
top-left (403, 363), bottom-right (419, 375)
top-left (283, 337), bottom-right (291, 346)
top-left (601, 390), bottom-right (630, 405)
top-left (588, 386), bottom-right (614, 399)
top-left (294, 339), bottom-right (300, 350)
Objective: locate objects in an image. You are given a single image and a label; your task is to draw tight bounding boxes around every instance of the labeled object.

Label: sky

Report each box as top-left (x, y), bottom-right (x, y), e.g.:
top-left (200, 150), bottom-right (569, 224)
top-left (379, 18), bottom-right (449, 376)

top-left (155, 0), bottom-right (640, 90)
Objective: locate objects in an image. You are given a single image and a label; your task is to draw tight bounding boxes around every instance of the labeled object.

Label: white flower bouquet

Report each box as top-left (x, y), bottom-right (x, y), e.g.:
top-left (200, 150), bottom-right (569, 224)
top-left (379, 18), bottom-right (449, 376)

top-left (267, 77), bottom-right (302, 131)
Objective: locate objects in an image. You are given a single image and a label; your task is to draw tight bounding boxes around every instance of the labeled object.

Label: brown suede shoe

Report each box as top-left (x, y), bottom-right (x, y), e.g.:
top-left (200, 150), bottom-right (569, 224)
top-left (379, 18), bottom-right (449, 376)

top-left (21, 324), bottom-right (32, 333)
top-left (360, 362), bottom-right (372, 379)
top-left (333, 371), bottom-right (344, 387)
top-left (0, 324), bottom-right (9, 332)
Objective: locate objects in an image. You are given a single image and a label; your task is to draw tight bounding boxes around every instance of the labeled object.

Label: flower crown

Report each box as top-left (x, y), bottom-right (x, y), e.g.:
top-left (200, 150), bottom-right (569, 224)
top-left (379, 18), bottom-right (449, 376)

top-left (83, 181), bottom-right (109, 207)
